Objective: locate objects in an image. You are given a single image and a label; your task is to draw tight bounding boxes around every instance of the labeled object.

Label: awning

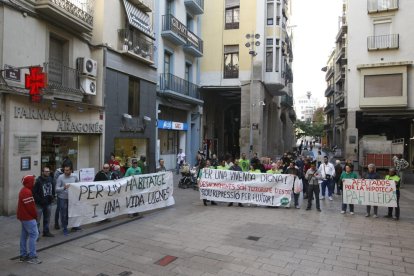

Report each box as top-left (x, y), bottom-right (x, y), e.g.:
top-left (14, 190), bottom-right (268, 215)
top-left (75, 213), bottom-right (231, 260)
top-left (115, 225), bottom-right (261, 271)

top-left (122, 0), bottom-right (154, 40)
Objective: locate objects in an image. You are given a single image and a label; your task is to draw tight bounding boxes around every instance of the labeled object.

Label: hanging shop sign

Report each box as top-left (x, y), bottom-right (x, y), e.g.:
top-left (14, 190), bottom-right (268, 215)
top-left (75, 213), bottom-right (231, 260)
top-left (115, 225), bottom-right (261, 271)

top-left (157, 120), bottom-right (188, 131)
top-left (14, 106), bottom-right (103, 134)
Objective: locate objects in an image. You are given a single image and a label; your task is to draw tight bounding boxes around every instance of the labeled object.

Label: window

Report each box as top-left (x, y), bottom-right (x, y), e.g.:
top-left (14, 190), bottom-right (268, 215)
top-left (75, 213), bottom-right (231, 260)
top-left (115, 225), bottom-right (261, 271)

top-left (276, 3), bottom-right (281, 25)
top-left (166, 0), bottom-right (173, 15)
top-left (225, 0), bottom-right (240, 29)
top-left (275, 39), bottom-right (280, 72)
top-left (187, 14), bottom-right (194, 32)
top-left (185, 63), bottom-right (191, 82)
top-left (364, 74), bottom-right (402, 97)
top-left (266, 39), bottom-right (273, 72)
top-left (224, 45), bottom-right (239, 79)
top-left (267, 1), bottom-right (274, 25)
top-left (128, 77), bottom-right (140, 117)
top-left (164, 51), bottom-right (171, 75)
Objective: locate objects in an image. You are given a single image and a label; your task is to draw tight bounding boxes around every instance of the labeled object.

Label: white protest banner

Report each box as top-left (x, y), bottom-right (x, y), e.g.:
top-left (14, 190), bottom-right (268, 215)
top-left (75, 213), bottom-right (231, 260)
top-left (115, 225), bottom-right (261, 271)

top-left (68, 171), bottom-right (174, 227)
top-left (342, 179), bottom-right (397, 207)
top-left (199, 168), bottom-right (297, 207)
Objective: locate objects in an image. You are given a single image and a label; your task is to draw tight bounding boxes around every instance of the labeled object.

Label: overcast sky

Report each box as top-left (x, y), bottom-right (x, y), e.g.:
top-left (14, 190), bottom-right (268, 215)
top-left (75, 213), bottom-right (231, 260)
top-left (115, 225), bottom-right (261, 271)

top-left (291, 0), bottom-right (343, 106)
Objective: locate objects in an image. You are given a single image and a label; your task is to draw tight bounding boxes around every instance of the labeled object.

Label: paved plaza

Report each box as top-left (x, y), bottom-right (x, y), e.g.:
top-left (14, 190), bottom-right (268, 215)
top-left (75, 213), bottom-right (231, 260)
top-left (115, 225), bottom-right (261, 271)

top-left (1, 174), bottom-right (414, 276)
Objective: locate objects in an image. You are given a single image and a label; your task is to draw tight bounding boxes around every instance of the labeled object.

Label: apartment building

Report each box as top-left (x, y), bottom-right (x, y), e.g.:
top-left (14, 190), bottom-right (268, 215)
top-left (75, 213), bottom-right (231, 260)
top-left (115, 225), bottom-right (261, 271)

top-left (325, 0), bottom-right (414, 162)
top-left (0, 0), bottom-right (103, 214)
top-left (154, 0), bottom-right (204, 169)
top-left (201, 0), bottom-right (295, 159)
top-left (94, 0), bottom-right (157, 172)
top-left (295, 91), bottom-right (319, 122)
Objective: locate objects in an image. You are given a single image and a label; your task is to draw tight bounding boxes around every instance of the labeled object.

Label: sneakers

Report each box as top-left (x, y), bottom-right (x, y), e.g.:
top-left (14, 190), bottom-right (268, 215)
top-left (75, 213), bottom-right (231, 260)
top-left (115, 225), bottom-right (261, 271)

top-left (365, 213), bottom-right (370, 217)
top-left (328, 196), bottom-right (333, 201)
top-left (373, 214), bottom-right (378, 218)
top-left (305, 207), bottom-right (311, 211)
top-left (26, 257), bottom-right (42, 264)
top-left (19, 255), bottom-right (28, 262)
top-left (392, 216), bottom-right (399, 220)
top-left (340, 211), bottom-right (345, 214)
top-left (317, 208), bottom-right (322, 212)
top-left (43, 232), bottom-right (54, 237)
top-left (63, 228), bottom-right (69, 236)
top-left (320, 196), bottom-right (325, 200)
top-left (295, 205), bottom-right (300, 209)
top-left (350, 212), bottom-right (354, 215)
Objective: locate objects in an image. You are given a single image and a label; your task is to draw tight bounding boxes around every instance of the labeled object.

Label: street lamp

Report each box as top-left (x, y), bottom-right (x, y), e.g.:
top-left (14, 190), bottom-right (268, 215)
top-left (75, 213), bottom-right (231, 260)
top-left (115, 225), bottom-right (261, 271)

top-left (245, 33), bottom-right (260, 156)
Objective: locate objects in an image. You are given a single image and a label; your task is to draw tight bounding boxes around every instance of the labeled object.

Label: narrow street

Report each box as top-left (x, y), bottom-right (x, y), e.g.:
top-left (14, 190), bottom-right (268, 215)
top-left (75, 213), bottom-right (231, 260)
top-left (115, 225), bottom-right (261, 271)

top-left (1, 174), bottom-right (414, 276)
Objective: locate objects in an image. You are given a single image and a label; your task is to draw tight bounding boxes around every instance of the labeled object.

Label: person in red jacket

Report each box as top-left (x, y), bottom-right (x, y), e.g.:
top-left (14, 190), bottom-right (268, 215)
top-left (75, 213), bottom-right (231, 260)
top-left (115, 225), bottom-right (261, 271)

top-left (17, 175), bottom-right (42, 264)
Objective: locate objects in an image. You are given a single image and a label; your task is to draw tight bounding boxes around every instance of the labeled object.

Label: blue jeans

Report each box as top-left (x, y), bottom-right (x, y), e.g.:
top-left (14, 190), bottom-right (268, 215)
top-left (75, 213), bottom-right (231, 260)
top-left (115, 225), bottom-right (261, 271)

top-left (59, 198), bottom-right (68, 230)
top-left (321, 179), bottom-right (333, 197)
top-left (36, 205), bottom-right (51, 234)
top-left (20, 219), bottom-right (38, 258)
top-left (55, 197), bottom-right (61, 226)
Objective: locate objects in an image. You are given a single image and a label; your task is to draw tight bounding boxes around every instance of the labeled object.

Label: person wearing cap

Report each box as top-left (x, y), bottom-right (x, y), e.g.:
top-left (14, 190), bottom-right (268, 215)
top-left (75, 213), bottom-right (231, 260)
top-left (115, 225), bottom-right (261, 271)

top-left (385, 168), bottom-right (401, 220)
top-left (124, 159), bottom-right (142, 177)
top-left (17, 175), bottom-right (42, 264)
top-left (364, 164), bottom-right (381, 218)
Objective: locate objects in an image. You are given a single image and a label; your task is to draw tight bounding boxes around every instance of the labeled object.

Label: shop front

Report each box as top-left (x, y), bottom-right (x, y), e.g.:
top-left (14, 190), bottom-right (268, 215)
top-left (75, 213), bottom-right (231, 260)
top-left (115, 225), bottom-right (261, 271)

top-left (158, 119), bottom-right (188, 170)
top-left (1, 95), bottom-right (104, 214)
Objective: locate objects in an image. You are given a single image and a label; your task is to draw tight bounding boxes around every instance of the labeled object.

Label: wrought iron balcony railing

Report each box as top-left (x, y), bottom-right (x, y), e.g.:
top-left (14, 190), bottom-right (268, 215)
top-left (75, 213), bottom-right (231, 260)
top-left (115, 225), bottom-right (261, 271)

top-left (35, 0), bottom-right (94, 33)
top-left (184, 29), bottom-right (203, 57)
top-left (184, 0), bottom-right (204, 15)
top-left (162, 14), bottom-right (187, 45)
top-left (324, 103), bottom-right (334, 113)
top-left (280, 95), bottom-right (293, 107)
top-left (367, 34), bottom-right (399, 50)
top-left (160, 73), bottom-right (200, 100)
top-left (367, 0), bottom-right (398, 13)
top-left (118, 29), bottom-right (154, 63)
top-left (43, 62), bottom-right (84, 100)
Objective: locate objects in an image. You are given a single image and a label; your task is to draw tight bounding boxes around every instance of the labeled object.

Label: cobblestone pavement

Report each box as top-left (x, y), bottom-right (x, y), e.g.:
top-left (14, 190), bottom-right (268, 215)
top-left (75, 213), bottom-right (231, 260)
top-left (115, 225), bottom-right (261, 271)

top-left (1, 174), bottom-right (414, 276)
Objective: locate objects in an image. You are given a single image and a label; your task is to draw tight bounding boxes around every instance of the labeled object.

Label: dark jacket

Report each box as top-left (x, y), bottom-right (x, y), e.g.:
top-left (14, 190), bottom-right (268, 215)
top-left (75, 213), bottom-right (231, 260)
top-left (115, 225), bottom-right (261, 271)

top-left (229, 165), bottom-right (242, 171)
top-left (94, 170), bottom-right (112, 181)
top-left (33, 175), bottom-right (54, 206)
top-left (364, 172), bottom-right (380, 180)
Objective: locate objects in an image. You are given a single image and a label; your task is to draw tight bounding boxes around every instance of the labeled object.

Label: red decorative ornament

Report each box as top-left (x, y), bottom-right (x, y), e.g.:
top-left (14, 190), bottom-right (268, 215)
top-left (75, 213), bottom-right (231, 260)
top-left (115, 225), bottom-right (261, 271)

top-left (25, 66), bottom-right (46, 103)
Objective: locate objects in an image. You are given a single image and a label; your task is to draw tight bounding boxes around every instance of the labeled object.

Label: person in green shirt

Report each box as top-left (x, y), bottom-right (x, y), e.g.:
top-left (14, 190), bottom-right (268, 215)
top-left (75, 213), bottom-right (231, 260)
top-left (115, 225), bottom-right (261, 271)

top-left (137, 156), bottom-right (147, 174)
top-left (340, 164), bottom-right (358, 214)
top-left (124, 160), bottom-right (142, 177)
top-left (239, 153), bottom-right (250, 172)
top-left (216, 159), bottom-right (229, 170)
top-left (385, 167), bottom-right (401, 220)
top-left (266, 162), bottom-right (283, 174)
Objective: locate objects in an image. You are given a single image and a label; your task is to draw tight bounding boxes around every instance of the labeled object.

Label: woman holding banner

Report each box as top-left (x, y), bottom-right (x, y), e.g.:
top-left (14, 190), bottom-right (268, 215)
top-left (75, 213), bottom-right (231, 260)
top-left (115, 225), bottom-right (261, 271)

top-left (198, 160), bottom-right (217, 206)
top-left (340, 164), bottom-right (358, 215)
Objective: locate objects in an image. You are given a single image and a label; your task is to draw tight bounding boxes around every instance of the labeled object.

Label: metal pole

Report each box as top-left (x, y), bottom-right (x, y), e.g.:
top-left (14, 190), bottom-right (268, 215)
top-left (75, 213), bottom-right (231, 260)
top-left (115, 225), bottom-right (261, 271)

top-left (249, 52), bottom-right (254, 158)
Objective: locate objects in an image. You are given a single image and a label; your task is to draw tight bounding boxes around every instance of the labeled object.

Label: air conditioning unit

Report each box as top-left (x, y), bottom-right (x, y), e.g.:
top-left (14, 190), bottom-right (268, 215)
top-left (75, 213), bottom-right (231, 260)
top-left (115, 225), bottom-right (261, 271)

top-left (80, 76), bottom-right (96, 96)
top-left (77, 57), bottom-right (97, 77)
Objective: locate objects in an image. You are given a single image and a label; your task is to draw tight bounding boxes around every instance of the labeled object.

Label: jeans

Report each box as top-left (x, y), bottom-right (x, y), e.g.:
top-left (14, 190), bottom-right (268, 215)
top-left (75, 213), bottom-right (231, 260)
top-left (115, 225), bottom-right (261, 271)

top-left (388, 190), bottom-right (400, 218)
top-left (366, 205), bottom-right (378, 215)
top-left (55, 197), bottom-right (61, 226)
top-left (36, 205), bottom-right (52, 234)
top-left (321, 179), bottom-right (333, 197)
top-left (302, 178), bottom-right (309, 197)
top-left (20, 219), bottom-right (38, 258)
top-left (176, 163), bottom-right (181, 174)
top-left (307, 185), bottom-right (320, 209)
top-left (59, 198), bottom-right (69, 230)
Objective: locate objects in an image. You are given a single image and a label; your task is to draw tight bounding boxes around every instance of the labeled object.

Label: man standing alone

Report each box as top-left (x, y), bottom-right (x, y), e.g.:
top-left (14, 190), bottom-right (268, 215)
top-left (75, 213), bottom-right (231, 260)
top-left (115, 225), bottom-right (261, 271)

top-left (33, 167), bottom-right (55, 238)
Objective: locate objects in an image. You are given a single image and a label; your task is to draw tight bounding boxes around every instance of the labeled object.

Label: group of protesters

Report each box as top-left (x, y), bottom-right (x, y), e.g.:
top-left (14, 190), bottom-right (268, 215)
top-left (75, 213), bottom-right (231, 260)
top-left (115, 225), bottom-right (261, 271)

top-left (195, 150), bottom-right (403, 221)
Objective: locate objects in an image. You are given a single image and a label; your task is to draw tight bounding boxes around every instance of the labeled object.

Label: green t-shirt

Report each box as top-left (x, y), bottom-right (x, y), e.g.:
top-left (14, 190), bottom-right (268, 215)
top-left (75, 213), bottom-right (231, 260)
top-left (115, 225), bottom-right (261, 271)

top-left (385, 174), bottom-right (401, 190)
top-left (339, 171), bottom-right (358, 180)
top-left (216, 165), bottom-right (229, 170)
top-left (250, 169), bottom-right (261, 173)
top-left (266, 169), bottom-right (283, 174)
top-left (239, 159), bottom-right (250, 172)
top-left (125, 166), bottom-right (142, 177)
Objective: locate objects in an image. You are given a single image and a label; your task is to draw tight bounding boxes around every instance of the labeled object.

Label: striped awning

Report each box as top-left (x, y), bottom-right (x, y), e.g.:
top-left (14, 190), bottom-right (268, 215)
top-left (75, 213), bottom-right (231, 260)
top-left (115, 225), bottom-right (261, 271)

top-left (122, 0), bottom-right (154, 39)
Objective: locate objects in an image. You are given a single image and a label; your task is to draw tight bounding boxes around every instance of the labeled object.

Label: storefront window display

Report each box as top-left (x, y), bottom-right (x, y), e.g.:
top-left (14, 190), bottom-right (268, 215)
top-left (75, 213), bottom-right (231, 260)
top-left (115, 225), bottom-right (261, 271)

top-left (113, 138), bottom-right (148, 171)
top-left (41, 134), bottom-right (79, 172)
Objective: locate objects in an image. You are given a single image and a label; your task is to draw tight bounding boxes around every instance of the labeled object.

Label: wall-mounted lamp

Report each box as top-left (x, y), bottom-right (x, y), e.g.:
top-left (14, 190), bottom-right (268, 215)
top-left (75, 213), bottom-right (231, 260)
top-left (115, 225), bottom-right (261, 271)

top-left (259, 100), bottom-right (266, 106)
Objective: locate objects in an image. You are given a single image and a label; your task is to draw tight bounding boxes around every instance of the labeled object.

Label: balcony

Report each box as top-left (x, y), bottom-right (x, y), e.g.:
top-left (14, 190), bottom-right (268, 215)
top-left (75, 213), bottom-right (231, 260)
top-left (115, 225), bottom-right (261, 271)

top-left (118, 29), bottom-right (154, 64)
top-left (184, 0), bottom-right (204, 15)
top-left (34, 0), bottom-right (93, 34)
top-left (159, 73), bottom-right (202, 104)
top-left (183, 29), bottom-right (203, 57)
top-left (43, 62), bottom-right (84, 101)
top-left (161, 14), bottom-right (187, 46)
top-left (324, 123), bottom-right (333, 131)
top-left (335, 91), bottom-right (345, 105)
top-left (324, 103), bottom-right (334, 114)
top-left (367, 34), bottom-right (399, 51)
top-left (335, 47), bottom-right (346, 64)
top-left (128, 0), bottom-right (152, 12)
top-left (280, 95), bottom-right (293, 108)
top-left (325, 67), bottom-right (334, 81)
top-left (325, 84), bottom-right (334, 97)
top-left (367, 0), bottom-right (398, 13)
